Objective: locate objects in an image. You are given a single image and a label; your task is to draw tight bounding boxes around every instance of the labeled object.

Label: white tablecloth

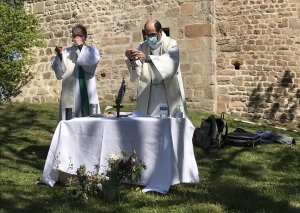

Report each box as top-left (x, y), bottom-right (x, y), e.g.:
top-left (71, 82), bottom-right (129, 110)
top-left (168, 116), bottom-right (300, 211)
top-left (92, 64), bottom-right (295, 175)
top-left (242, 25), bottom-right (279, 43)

top-left (39, 116), bottom-right (199, 194)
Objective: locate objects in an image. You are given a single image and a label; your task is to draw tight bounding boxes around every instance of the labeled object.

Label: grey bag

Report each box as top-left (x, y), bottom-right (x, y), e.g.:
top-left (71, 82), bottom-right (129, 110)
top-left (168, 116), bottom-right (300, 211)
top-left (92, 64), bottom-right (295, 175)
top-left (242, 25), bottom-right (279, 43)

top-left (193, 113), bottom-right (228, 149)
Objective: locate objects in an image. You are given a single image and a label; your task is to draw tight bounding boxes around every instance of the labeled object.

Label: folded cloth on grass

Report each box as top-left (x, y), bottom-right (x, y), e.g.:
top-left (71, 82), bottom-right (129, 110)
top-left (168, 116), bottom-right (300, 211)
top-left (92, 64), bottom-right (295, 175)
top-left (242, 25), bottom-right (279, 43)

top-left (254, 130), bottom-right (295, 145)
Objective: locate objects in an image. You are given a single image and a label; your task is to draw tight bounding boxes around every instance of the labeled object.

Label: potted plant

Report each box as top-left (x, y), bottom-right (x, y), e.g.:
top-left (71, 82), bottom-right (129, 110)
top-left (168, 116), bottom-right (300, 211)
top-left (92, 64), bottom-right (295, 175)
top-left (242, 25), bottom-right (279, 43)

top-left (66, 149), bottom-right (147, 203)
top-left (66, 164), bottom-right (105, 204)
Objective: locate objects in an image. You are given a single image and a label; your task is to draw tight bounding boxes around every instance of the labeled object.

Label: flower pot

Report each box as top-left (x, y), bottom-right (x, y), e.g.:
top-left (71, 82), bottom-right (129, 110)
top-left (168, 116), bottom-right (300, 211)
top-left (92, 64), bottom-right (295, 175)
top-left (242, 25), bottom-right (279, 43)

top-left (58, 171), bottom-right (77, 185)
top-left (102, 184), bottom-right (120, 203)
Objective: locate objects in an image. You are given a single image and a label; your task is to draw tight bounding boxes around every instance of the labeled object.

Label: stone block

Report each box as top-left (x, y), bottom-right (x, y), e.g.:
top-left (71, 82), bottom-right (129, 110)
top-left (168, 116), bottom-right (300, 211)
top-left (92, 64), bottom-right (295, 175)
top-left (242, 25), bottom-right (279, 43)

top-left (165, 8), bottom-right (180, 17)
top-left (217, 76), bottom-right (231, 83)
top-left (199, 51), bottom-right (213, 63)
top-left (217, 94), bottom-right (230, 102)
top-left (230, 101), bottom-right (245, 107)
top-left (231, 76), bottom-right (244, 86)
top-left (152, 12), bottom-right (164, 20)
top-left (104, 47), bottom-right (125, 54)
top-left (58, 38), bottom-right (69, 46)
top-left (186, 39), bottom-right (202, 51)
top-left (32, 96), bottom-right (40, 103)
top-left (114, 59), bottom-right (126, 65)
top-left (33, 2), bottom-right (45, 14)
top-left (132, 31), bottom-right (143, 43)
top-left (218, 86), bottom-right (229, 94)
top-left (189, 63), bottom-right (202, 75)
top-left (217, 101), bottom-right (227, 112)
top-left (180, 64), bottom-right (191, 72)
top-left (37, 64), bottom-right (45, 72)
top-left (45, 1), bottom-right (56, 6)
top-left (220, 44), bottom-right (241, 52)
top-left (100, 60), bottom-right (113, 66)
top-left (45, 16), bottom-right (53, 22)
top-left (23, 97), bottom-right (32, 103)
top-left (185, 89), bottom-right (194, 101)
top-left (124, 21), bottom-right (137, 31)
top-left (58, 0), bottom-right (68, 3)
top-left (54, 31), bottom-right (64, 38)
top-left (40, 56), bottom-right (49, 63)
top-left (52, 14), bottom-right (61, 21)
top-left (236, 86), bottom-right (246, 91)
top-left (181, 3), bottom-right (194, 16)
top-left (185, 24), bottom-right (212, 38)
top-left (202, 100), bottom-right (214, 111)
top-left (102, 37), bottom-right (130, 46)
top-left (242, 44), bottom-right (251, 51)
top-left (44, 72), bottom-right (52, 79)
top-left (61, 13), bottom-right (72, 20)
top-left (217, 69), bottom-right (236, 76)
top-left (289, 18), bottom-right (300, 29)
top-left (203, 86), bottom-right (215, 100)
top-left (39, 49), bottom-right (45, 56)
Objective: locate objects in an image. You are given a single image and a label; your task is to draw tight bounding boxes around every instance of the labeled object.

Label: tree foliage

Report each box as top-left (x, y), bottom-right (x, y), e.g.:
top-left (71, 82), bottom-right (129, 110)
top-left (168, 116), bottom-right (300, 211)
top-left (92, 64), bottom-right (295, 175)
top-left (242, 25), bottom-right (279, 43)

top-left (0, 1), bottom-right (45, 100)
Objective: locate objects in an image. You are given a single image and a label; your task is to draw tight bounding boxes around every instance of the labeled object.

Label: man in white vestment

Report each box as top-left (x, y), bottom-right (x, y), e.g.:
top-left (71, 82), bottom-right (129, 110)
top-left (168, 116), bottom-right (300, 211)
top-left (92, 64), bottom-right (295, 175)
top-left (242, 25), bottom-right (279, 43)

top-left (125, 20), bottom-right (188, 118)
top-left (51, 25), bottom-right (101, 120)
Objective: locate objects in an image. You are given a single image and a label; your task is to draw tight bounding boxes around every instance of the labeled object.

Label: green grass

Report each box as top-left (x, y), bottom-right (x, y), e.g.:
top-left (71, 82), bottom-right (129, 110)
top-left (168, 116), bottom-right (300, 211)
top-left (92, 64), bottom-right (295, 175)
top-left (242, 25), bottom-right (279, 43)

top-left (0, 102), bottom-right (299, 213)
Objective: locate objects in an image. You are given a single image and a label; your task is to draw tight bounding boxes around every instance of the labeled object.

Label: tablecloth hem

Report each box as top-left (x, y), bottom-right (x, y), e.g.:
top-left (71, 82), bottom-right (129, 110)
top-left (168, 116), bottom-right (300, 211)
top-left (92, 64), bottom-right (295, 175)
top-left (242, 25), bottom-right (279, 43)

top-left (36, 179), bottom-right (55, 187)
top-left (142, 186), bottom-right (168, 194)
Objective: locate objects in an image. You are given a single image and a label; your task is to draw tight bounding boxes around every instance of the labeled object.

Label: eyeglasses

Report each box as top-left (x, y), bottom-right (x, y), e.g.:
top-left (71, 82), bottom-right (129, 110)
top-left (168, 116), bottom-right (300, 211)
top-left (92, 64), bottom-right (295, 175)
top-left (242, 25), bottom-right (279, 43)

top-left (72, 34), bottom-right (84, 38)
top-left (145, 33), bottom-right (157, 38)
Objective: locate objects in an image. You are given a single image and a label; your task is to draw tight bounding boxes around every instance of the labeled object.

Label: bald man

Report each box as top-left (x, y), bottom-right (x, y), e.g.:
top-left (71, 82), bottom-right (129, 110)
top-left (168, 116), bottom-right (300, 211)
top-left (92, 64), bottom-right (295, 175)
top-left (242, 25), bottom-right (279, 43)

top-left (125, 20), bottom-right (188, 118)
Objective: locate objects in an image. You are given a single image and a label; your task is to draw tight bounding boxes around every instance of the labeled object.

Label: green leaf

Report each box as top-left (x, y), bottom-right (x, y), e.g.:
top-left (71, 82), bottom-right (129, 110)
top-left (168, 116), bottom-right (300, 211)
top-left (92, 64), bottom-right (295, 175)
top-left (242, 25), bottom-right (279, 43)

top-left (0, 2), bottom-right (45, 100)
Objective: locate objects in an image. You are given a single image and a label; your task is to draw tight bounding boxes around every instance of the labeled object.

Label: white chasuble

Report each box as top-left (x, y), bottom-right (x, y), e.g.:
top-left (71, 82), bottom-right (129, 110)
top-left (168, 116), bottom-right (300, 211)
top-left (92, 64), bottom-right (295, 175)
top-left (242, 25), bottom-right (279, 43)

top-left (126, 32), bottom-right (188, 118)
top-left (51, 44), bottom-right (100, 120)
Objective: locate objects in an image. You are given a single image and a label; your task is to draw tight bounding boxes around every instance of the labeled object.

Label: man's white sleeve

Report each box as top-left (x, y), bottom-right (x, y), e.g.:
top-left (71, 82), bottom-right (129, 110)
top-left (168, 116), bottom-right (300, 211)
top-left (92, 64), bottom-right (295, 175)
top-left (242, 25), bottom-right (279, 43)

top-left (125, 44), bottom-right (142, 82)
top-left (149, 39), bottom-right (180, 79)
top-left (51, 55), bottom-right (65, 80)
top-left (76, 45), bottom-right (100, 74)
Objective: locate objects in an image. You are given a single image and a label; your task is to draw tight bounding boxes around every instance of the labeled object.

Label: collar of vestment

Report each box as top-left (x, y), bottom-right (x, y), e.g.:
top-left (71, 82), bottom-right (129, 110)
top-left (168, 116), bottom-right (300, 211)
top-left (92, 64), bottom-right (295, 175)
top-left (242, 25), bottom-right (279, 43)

top-left (148, 31), bottom-right (167, 50)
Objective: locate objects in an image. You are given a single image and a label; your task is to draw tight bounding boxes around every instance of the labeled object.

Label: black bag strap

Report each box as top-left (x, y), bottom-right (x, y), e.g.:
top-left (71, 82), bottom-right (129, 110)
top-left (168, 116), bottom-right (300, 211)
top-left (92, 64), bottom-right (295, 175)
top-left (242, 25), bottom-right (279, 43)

top-left (221, 112), bottom-right (228, 143)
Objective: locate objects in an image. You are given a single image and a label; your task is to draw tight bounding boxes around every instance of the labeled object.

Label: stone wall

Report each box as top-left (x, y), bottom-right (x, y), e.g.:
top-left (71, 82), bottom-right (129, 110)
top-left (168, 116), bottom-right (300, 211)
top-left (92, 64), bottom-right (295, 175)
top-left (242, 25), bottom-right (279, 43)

top-left (16, 0), bottom-right (215, 108)
top-left (215, 0), bottom-right (300, 126)
top-left (12, 0), bottom-right (300, 126)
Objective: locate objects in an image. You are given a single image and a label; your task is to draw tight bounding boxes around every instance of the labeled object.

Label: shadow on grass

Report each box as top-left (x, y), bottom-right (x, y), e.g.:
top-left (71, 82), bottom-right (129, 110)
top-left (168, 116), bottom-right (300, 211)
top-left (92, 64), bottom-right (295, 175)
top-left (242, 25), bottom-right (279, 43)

top-left (0, 103), bottom-right (58, 171)
top-left (0, 103), bottom-right (299, 213)
top-left (190, 143), bottom-right (300, 213)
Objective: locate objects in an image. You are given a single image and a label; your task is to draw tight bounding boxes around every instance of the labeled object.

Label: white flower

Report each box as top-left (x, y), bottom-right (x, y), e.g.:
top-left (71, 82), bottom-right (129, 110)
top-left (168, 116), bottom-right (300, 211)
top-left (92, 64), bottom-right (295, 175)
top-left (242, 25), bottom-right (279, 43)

top-left (108, 154), bottom-right (121, 165)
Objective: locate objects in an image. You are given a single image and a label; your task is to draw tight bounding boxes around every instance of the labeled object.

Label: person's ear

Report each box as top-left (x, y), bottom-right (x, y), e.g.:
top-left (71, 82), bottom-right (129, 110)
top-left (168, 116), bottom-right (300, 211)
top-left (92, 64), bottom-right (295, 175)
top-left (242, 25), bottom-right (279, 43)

top-left (158, 29), bottom-right (163, 36)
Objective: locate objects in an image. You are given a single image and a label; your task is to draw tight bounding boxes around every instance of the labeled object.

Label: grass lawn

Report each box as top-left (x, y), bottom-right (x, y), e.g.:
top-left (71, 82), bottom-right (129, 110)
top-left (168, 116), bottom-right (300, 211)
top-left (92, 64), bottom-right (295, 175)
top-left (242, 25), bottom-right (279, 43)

top-left (0, 102), bottom-right (299, 213)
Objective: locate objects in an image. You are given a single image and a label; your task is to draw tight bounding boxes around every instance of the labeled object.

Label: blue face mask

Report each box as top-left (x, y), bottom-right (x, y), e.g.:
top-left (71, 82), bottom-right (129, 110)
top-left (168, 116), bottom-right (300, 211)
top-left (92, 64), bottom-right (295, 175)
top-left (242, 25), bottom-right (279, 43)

top-left (146, 36), bottom-right (158, 45)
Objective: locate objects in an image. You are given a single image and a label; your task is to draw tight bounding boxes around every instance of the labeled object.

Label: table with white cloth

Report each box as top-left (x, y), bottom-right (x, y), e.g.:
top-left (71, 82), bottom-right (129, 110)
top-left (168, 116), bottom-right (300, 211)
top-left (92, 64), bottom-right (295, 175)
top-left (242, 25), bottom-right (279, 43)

top-left (39, 115), bottom-right (199, 194)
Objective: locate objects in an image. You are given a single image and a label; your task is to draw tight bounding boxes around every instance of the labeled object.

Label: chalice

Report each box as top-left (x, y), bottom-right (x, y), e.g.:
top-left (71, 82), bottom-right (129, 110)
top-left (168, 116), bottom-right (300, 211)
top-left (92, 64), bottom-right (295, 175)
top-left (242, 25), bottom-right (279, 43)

top-left (129, 50), bottom-right (139, 68)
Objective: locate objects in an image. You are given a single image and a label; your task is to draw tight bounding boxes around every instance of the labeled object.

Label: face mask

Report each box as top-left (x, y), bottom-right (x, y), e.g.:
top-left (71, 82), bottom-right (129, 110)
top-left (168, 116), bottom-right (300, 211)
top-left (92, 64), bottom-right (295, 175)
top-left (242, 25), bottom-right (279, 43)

top-left (146, 36), bottom-right (158, 45)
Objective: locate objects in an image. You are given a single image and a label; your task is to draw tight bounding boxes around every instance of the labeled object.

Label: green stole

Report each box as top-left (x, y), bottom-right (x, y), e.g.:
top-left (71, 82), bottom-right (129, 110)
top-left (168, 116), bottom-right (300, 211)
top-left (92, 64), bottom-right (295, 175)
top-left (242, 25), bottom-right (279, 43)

top-left (79, 65), bottom-right (89, 116)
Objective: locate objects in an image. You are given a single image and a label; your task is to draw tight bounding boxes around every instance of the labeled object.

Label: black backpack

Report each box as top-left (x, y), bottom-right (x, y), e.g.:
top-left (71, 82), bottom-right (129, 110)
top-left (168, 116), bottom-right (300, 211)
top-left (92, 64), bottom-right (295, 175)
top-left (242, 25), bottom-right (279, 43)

top-left (193, 113), bottom-right (228, 149)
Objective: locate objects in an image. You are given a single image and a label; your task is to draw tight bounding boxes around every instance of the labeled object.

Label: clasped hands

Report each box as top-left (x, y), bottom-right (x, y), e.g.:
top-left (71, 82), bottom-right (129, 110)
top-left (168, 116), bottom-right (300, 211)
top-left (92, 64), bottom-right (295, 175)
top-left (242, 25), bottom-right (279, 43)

top-left (125, 49), bottom-right (147, 62)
